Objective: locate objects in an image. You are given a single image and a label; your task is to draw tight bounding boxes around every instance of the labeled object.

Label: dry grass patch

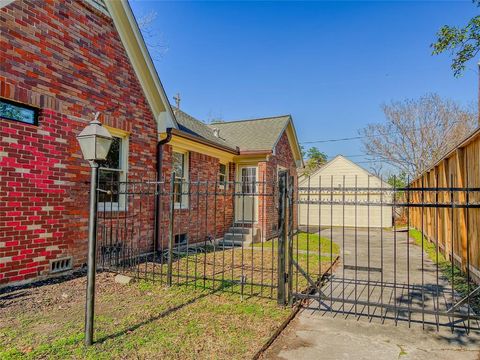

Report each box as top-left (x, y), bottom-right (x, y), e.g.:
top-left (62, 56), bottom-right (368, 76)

top-left (0, 272), bottom-right (291, 360)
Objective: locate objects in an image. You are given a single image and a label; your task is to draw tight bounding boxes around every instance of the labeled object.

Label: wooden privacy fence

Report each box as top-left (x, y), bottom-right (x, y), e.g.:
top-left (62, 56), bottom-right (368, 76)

top-left (409, 128), bottom-right (480, 284)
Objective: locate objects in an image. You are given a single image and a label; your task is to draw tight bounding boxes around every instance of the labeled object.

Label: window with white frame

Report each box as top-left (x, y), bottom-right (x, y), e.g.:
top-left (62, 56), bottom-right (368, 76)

top-left (218, 163), bottom-right (228, 189)
top-left (172, 150), bottom-right (188, 208)
top-left (241, 167), bottom-right (257, 194)
top-left (98, 134), bottom-right (128, 210)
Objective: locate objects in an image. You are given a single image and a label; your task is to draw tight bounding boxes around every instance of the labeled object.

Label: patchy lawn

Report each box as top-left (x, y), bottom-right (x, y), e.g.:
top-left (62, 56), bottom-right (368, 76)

top-left (251, 232), bottom-right (340, 255)
top-left (0, 273), bottom-right (292, 360)
top-left (409, 229), bottom-right (480, 314)
top-left (0, 234), bottom-right (340, 359)
top-left (114, 234), bottom-right (338, 299)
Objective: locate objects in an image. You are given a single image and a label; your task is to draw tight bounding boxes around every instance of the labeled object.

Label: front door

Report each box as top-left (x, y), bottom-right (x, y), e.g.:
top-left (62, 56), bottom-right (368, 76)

top-left (235, 166), bottom-right (258, 223)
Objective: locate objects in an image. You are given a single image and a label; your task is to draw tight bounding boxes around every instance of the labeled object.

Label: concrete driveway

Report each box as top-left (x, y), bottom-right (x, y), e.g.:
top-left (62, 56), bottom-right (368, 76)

top-left (263, 227), bottom-right (480, 360)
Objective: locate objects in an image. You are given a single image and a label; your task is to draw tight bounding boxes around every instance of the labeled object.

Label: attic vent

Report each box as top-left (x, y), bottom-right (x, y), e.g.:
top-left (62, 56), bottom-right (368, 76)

top-left (213, 128), bottom-right (220, 138)
top-left (50, 257), bottom-right (73, 274)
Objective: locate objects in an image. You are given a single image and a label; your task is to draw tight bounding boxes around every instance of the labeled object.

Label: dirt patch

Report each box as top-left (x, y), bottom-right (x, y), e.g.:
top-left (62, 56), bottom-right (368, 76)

top-left (0, 272), bottom-right (292, 359)
top-left (259, 316), bottom-right (313, 359)
top-left (1, 272), bottom-right (109, 315)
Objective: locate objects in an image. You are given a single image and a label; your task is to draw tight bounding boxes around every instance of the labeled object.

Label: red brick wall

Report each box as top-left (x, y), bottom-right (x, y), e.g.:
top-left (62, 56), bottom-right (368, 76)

top-left (156, 145), bottom-right (235, 249)
top-left (0, 0), bottom-right (158, 286)
top-left (257, 131), bottom-right (298, 239)
top-left (0, 0), bottom-right (300, 286)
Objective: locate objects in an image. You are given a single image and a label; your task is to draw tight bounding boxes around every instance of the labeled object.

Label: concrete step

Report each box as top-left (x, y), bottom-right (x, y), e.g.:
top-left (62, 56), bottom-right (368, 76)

top-left (223, 232), bottom-right (245, 241)
top-left (228, 227), bottom-right (252, 235)
top-left (217, 238), bottom-right (246, 247)
top-left (233, 222), bottom-right (254, 228)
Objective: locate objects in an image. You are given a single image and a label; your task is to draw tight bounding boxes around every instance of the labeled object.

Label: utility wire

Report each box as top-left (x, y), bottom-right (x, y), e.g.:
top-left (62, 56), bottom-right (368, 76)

top-left (303, 136), bottom-right (364, 144)
top-left (327, 154), bottom-right (368, 159)
top-left (301, 118), bottom-right (468, 144)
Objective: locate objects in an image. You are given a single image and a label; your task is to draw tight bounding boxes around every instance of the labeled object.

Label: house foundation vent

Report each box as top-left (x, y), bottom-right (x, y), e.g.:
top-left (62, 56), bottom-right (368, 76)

top-left (50, 257), bottom-right (73, 274)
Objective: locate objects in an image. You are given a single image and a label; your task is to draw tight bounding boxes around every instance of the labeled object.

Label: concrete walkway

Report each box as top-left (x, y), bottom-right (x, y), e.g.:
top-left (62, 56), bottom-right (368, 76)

top-left (263, 228), bottom-right (480, 360)
top-left (262, 312), bottom-right (480, 360)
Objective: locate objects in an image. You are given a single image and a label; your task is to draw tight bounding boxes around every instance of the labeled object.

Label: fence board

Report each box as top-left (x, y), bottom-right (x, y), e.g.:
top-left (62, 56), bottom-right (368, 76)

top-left (409, 128), bottom-right (480, 284)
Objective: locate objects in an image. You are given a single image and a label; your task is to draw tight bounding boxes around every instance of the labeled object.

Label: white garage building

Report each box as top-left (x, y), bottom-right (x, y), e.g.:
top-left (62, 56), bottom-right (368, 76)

top-left (298, 155), bottom-right (393, 228)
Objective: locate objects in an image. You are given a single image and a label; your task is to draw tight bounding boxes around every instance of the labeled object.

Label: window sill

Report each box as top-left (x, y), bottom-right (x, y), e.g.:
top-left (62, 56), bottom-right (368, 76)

top-left (98, 203), bottom-right (126, 212)
top-left (174, 204), bottom-right (189, 210)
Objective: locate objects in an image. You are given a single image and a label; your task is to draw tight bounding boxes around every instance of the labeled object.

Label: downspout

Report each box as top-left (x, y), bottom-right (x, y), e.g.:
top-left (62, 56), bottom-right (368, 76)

top-left (155, 128), bottom-right (173, 252)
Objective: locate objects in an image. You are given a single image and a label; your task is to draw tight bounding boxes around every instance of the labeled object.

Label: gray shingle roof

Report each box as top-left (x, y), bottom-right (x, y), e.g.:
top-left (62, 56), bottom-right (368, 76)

top-left (172, 108), bottom-right (291, 153)
top-left (173, 108), bottom-right (238, 151)
top-left (208, 116), bottom-right (290, 151)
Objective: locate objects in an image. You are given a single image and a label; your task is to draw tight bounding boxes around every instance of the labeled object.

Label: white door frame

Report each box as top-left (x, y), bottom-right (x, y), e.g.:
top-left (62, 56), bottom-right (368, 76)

top-left (235, 165), bottom-right (258, 223)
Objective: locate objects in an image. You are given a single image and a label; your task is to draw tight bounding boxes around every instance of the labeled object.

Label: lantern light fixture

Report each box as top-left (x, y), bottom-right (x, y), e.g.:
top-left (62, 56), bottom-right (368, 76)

top-left (76, 112), bottom-right (113, 162)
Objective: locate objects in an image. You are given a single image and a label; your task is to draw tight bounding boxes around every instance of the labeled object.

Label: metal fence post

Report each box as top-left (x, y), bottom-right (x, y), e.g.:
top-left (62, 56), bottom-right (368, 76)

top-left (277, 171), bottom-right (287, 305)
top-left (167, 171), bottom-right (176, 286)
top-left (287, 175), bottom-right (294, 305)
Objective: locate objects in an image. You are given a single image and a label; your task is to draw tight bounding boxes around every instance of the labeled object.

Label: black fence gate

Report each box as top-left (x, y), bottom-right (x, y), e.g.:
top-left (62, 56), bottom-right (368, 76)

top-left (291, 175), bottom-right (480, 333)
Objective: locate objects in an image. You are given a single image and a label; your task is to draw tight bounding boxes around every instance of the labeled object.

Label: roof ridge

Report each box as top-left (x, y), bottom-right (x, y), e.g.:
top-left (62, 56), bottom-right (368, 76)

top-left (304, 155), bottom-right (391, 187)
top-left (210, 114), bottom-right (291, 125)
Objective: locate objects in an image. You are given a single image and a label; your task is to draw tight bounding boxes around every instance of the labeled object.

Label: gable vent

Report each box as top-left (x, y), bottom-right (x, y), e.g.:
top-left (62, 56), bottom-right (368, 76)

top-left (50, 257), bottom-right (73, 274)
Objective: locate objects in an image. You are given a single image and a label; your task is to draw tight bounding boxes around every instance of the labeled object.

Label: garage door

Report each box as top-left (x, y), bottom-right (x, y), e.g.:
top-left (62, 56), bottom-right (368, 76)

top-left (298, 191), bottom-right (393, 228)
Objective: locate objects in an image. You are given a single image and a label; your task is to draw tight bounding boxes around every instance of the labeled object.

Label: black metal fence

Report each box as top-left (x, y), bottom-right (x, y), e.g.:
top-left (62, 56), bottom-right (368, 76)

top-left (95, 171), bottom-right (293, 301)
top-left (94, 171), bottom-right (480, 332)
top-left (295, 175), bottom-right (480, 333)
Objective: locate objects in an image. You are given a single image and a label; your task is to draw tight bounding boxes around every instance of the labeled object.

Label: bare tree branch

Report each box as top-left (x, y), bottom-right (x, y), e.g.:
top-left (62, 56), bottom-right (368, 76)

top-left (360, 93), bottom-right (477, 178)
top-left (137, 10), bottom-right (168, 61)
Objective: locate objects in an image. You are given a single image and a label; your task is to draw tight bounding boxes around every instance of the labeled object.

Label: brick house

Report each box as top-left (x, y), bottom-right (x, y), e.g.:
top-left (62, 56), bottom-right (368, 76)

top-left (158, 109), bottom-right (303, 249)
top-left (0, 0), bottom-right (302, 287)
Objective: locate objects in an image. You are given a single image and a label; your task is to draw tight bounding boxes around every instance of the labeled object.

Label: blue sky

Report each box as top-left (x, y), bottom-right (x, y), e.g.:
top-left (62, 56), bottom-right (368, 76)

top-left (130, 0), bottom-right (478, 173)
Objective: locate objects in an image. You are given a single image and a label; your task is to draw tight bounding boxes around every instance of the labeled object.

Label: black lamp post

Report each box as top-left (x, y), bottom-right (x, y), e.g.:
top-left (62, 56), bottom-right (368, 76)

top-left (76, 113), bottom-right (113, 346)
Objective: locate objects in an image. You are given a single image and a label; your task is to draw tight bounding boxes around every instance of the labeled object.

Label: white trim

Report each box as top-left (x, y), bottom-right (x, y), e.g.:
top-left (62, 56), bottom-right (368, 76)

top-left (103, 1), bottom-right (177, 135)
top-left (236, 165), bottom-right (259, 183)
top-left (235, 165), bottom-right (258, 223)
top-left (271, 117), bottom-right (303, 168)
top-left (3, 0), bottom-right (176, 137)
top-left (98, 130), bottom-right (129, 212)
top-left (218, 162), bottom-right (229, 190)
top-left (0, 0), bottom-right (15, 9)
top-left (84, 0), bottom-right (110, 16)
top-left (172, 148), bottom-right (189, 209)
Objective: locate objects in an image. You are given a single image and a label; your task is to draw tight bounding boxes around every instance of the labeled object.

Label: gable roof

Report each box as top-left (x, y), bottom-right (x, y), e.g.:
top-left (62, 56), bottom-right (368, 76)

top-left (173, 108), bottom-right (238, 151)
top-left (209, 115), bottom-right (291, 152)
top-left (173, 109), bottom-right (291, 152)
top-left (98, 1), bottom-right (177, 134)
top-left (0, 0), bottom-right (176, 135)
top-left (300, 155), bottom-right (391, 187)
top-left (171, 108), bottom-right (303, 165)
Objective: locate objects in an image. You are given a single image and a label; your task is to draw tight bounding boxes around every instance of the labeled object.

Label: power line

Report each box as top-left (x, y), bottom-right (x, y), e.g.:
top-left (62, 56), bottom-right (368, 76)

top-left (327, 154), bottom-right (367, 159)
top-left (324, 154), bottom-right (411, 164)
top-left (303, 136), bottom-right (364, 144)
top-left (356, 160), bottom-right (392, 164)
top-left (301, 118), bottom-right (470, 144)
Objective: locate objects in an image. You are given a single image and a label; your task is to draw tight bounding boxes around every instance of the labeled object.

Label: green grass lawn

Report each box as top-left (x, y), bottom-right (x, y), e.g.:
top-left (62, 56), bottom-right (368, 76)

top-left (0, 233), bottom-right (341, 359)
top-left (409, 229), bottom-right (480, 313)
top-left (251, 232), bottom-right (340, 255)
top-left (0, 273), bottom-right (291, 360)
